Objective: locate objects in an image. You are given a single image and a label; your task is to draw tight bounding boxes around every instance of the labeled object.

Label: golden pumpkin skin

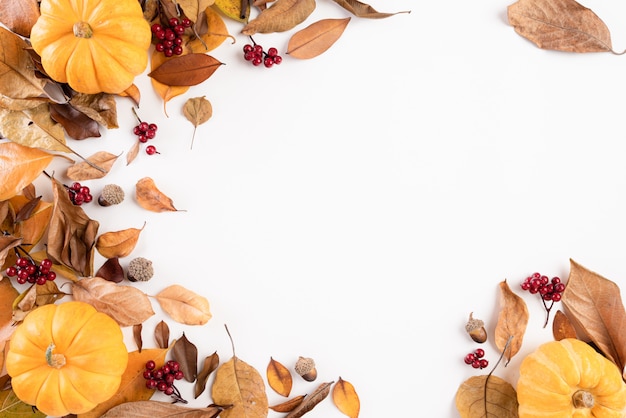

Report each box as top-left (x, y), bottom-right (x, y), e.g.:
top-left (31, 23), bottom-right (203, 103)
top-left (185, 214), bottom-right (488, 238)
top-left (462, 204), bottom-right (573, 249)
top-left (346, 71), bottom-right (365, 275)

top-left (6, 301), bottom-right (128, 416)
top-left (517, 338), bottom-right (626, 418)
top-left (30, 0), bottom-right (151, 94)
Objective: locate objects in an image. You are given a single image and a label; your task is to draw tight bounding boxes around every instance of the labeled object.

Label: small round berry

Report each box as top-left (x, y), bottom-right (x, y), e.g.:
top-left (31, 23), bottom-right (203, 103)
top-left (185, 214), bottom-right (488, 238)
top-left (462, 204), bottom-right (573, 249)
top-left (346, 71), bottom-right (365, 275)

top-left (146, 145), bottom-right (158, 155)
top-left (155, 29), bottom-right (166, 40)
top-left (16, 257), bottom-right (29, 268)
top-left (173, 45), bottom-right (184, 55)
top-left (151, 23), bottom-right (162, 33)
top-left (71, 182), bottom-right (82, 191)
top-left (552, 293), bottom-right (562, 302)
top-left (6, 266), bottom-right (17, 277)
top-left (479, 359), bottom-right (489, 369)
top-left (464, 353), bottom-right (476, 364)
top-left (138, 134), bottom-right (148, 143)
top-left (155, 42), bottom-right (165, 52)
top-left (157, 381), bottom-right (168, 392)
top-left (474, 348), bottom-right (485, 358)
top-left (174, 24), bottom-right (185, 35)
top-left (163, 386), bottom-right (175, 396)
top-left (164, 48), bottom-right (173, 57)
top-left (253, 44), bottom-right (263, 54)
top-left (273, 55), bottom-right (283, 65)
top-left (46, 271), bottom-right (57, 281)
top-left (252, 56), bottom-right (263, 66)
top-left (267, 47), bottom-right (278, 57)
top-left (139, 121), bottom-right (149, 132)
top-left (148, 123), bottom-right (158, 132)
top-left (169, 17), bottom-right (180, 27)
top-left (36, 276), bottom-right (47, 286)
top-left (243, 44), bottom-right (254, 53)
top-left (164, 28), bottom-right (176, 41)
top-left (181, 18), bottom-right (192, 27)
top-left (165, 373), bottom-right (175, 385)
top-left (471, 360), bottom-right (481, 369)
top-left (174, 370), bottom-right (184, 380)
top-left (145, 360), bottom-right (156, 370)
top-left (146, 379), bottom-right (158, 389)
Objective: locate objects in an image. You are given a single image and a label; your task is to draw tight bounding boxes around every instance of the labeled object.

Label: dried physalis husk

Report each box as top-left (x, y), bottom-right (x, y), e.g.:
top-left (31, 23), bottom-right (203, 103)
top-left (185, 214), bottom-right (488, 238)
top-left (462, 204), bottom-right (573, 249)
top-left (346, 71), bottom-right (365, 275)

top-left (465, 312), bottom-right (487, 343)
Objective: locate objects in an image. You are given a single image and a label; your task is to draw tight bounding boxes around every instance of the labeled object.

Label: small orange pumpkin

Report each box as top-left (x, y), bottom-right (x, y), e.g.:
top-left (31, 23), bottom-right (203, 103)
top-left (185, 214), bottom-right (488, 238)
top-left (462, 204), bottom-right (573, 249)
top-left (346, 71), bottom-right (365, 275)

top-left (517, 338), bottom-right (626, 417)
top-left (6, 301), bottom-right (128, 416)
top-left (29, 0), bottom-right (151, 94)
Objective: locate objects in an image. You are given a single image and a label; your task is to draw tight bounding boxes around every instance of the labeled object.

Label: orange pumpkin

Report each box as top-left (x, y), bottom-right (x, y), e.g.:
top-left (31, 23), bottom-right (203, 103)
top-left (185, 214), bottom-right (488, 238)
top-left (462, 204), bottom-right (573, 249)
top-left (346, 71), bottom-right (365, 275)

top-left (6, 301), bottom-right (128, 416)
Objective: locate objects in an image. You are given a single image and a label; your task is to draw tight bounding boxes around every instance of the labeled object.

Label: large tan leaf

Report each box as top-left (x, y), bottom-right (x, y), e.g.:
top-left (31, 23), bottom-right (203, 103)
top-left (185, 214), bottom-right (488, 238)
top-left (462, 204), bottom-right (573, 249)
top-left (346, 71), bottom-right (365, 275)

top-left (0, 104), bottom-right (69, 152)
top-left (241, 0), bottom-right (316, 35)
top-left (155, 284), bottom-right (212, 325)
top-left (455, 375), bottom-right (518, 418)
top-left (287, 17), bottom-right (350, 59)
top-left (211, 356), bottom-right (268, 418)
top-left (70, 277), bottom-right (155, 326)
top-left (0, 142), bottom-right (54, 201)
top-left (494, 280), bottom-right (528, 363)
top-left (0, 26), bottom-right (46, 99)
top-left (0, 0), bottom-right (40, 37)
top-left (508, 0), bottom-right (613, 53)
top-left (562, 259), bottom-right (626, 377)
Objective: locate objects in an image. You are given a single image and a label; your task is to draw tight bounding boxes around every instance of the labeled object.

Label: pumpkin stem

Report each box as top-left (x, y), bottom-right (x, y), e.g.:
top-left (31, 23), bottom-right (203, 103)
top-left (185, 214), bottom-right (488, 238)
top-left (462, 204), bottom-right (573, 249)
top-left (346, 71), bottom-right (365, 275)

top-left (572, 390), bottom-right (594, 409)
top-left (73, 22), bottom-right (93, 38)
top-left (45, 343), bottom-right (66, 369)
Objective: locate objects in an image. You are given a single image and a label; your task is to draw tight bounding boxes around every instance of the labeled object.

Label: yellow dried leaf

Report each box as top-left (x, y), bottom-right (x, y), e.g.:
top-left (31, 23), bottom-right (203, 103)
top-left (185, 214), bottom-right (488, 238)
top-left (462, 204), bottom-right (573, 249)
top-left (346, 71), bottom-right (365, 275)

top-left (267, 357), bottom-right (292, 397)
top-left (455, 375), bottom-right (518, 418)
top-left (287, 18), bottom-right (350, 59)
top-left (135, 177), bottom-right (178, 212)
top-left (0, 142), bottom-right (54, 201)
top-left (0, 104), bottom-right (69, 152)
top-left (155, 284), bottom-right (212, 325)
top-left (495, 280), bottom-right (529, 363)
top-left (96, 223), bottom-right (145, 259)
top-left (66, 151), bottom-right (119, 181)
top-left (241, 0), bottom-right (316, 35)
top-left (332, 377), bottom-right (360, 418)
top-left (212, 356), bottom-right (269, 418)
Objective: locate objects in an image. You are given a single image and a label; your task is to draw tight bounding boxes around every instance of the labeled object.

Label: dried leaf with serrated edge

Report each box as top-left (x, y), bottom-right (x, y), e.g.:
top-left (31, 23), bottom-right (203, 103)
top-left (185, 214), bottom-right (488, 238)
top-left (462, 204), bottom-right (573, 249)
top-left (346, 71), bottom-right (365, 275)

top-left (270, 395), bottom-right (306, 413)
top-left (172, 332), bottom-right (198, 382)
top-left (80, 349), bottom-right (169, 418)
top-left (333, 377), bottom-right (360, 418)
top-left (455, 375), bottom-right (518, 418)
top-left (66, 151), bottom-right (118, 181)
top-left (95, 223), bottom-right (145, 259)
top-left (96, 257), bottom-right (125, 283)
top-left (133, 323), bottom-right (143, 352)
top-left (562, 259), bottom-right (626, 377)
top-left (507, 0), bottom-right (613, 53)
top-left (267, 357), bottom-right (292, 397)
top-left (241, 0), bottom-right (316, 35)
top-left (183, 96), bottom-right (212, 149)
top-left (149, 53), bottom-right (223, 86)
top-left (49, 103), bottom-right (101, 140)
top-left (285, 381), bottom-right (333, 418)
top-left (553, 309), bottom-right (577, 341)
top-left (101, 400), bottom-right (223, 418)
top-left (155, 320), bottom-right (170, 348)
top-left (70, 277), bottom-right (155, 327)
top-left (331, 0), bottom-right (410, 18)
top-left (155, 284), bottom-right (212, 325)
top-left (0, 142), bottom-right (54, 201)
top-left (195, 351), bottom-right (219, 398)
top-left (136, 177), bottom-right (178, 212)
top-left (287, 18), bottom-right (350, 59)
top-left (212, 356), bottom-right (268, 418)
top-left (0, 0), bottom-right (40, 37)
top-left (494, 279), bottom-right (528, 363)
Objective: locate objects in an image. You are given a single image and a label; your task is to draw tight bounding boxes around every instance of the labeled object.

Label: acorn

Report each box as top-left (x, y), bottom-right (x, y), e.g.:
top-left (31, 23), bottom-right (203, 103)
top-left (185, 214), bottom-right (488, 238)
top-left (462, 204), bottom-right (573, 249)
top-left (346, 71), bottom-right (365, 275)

top-left (465, 312), bottom-right (487, 343)
top-left (294, 356), bottom-right (317, 382)
top-left (127, 257), bottom-right (154, 282)
top-left (98, 184), bottom-right (125, 206)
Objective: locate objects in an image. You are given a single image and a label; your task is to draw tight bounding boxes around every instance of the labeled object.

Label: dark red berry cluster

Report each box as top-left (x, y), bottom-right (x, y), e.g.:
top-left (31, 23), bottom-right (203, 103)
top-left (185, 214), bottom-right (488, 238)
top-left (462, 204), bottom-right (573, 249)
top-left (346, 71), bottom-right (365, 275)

top-left (6, 257), bottom-right (56, 285)
top-left (151, 17), bottom-right (192, 57)
top-left (464, 348), bottom-right (489, 369)
top-left (143, 360), bottom-right (186, 403)
top-left (243, 43), bottom-right (282, 68)
top-left (133, 120), bottom-right (159, 155)
top-left (66, 182), bottom-right (92, 205)
top-left (521, 272), bottom-right (566, 327)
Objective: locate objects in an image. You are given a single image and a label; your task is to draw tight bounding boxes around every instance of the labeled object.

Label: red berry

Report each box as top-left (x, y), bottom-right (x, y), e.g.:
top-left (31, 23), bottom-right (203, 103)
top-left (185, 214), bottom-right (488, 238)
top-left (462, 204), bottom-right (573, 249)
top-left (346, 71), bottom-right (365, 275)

top-left (181, 18), bottom-right (192, 27)
top-left (464, 353), bottom-right (476, 364)
top-left (146, 145), bottom-right (158, 155)
top-left (267, 47), bottom-right (278, 57)
top-left (479, 359), bottom-right (489, 369)
top-left (145, 360), bottom-right (156, 370)
top-left (474, 348), bottom-right (485, 358)
top-left (47, 271), bottom-right (57, 281)
top-left (273, 55), bottom-right (283, 65)
top-left (169, 17), bottom-right (180, 27)
top-left (151, 23), bottom-right (162, 33)
top-left (148, 123), bottom-right (158, 132)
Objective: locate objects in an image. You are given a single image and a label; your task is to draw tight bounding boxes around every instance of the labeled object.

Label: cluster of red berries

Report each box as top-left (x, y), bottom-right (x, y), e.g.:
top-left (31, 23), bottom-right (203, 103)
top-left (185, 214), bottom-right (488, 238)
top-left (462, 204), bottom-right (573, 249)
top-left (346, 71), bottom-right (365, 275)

top-left (133, 120), bottom-right (159, 155)
top-left (521, 273), bottom-right (565, 302)
top-left (66, 182), bottom-right (92, 205)
top-left (151, 17), bottom-right (192, 57)
top-left (464, 348), bottom-right (489, 369)
top-left (243, 43), bottom-right (282, 68)
top-left (6, 257), bottom-right (56, 285)
top-left (143, 360), bottom-right (186, 403)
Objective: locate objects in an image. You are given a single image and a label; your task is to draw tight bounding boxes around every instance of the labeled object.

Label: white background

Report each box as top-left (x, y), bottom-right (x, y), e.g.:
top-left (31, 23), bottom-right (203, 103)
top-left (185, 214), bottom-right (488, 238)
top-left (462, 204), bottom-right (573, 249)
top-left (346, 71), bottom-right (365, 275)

top-left (25, 0), bottom-right (626, 416)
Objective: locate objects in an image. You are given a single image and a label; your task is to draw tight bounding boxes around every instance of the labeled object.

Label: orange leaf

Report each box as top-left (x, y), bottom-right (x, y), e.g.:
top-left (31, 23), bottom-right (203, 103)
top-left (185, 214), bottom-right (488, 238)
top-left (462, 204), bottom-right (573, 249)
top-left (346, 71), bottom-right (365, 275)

top-left (0, 142), bottom-right (53, 201)
top-left (267, 357), bottom-right (293, 397)
top-left (95, 223), bottom-right (145, 259)
top-left (9, 195), bottom-right (52, 251)
top-left (552, 310), bottom-right (577, 341)
top-left (241, 0), bottom-right (316, 35)
top-left (332, 377), bottom-right (360, 418)
top-left (135, 177), bottom-right (178, 212)
top-left (287, 17), bottom-right (350, 59)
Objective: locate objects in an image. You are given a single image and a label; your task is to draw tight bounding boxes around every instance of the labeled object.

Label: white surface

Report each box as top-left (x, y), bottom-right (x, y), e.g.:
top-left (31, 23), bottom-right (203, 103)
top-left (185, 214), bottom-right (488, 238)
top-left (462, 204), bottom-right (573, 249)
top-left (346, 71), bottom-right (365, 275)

top-left (24, 0), bottom-right (626, 416)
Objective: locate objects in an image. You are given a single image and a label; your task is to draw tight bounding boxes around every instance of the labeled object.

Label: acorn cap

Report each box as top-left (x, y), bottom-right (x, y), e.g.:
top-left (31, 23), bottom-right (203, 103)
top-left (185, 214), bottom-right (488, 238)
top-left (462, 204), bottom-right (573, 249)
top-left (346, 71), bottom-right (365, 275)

top-left (127, 257), bottom-right (153, 282)
top-left (98, 184), bottom-right (124, 206)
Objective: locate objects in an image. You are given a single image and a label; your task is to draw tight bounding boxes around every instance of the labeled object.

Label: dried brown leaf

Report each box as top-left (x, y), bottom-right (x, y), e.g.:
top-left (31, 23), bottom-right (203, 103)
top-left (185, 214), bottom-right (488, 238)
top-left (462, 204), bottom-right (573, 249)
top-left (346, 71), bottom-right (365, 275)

top-left (241, 0), bottom-right (316, 35)
top-left (0, 0), bottom-right (40, 37)
top-left (96, 257), bottom-right (126, 283)
top-left (172, 332), bottom-right (198, 382)
top-left (285, 381), bottom-right (333, 418)
top-left (66, 151), bottom-right (118, 181)
top-left (494, 279), bottom-right (528, 363)
top-left (154, 284), bottom-right (212, 325)
top-left (154, 320), bottom-right (170, 349)
top-left (562, 259), bottom-right (626, 377)
top-left (183, 96), bottom-right (212, 149)
top-left (0, 27), bottom-right (46, 99)
top-left (148, 53), bottom-right (223, 86)
top-left (0, 142), bottom-right (54, 201)
top-left (70, 277), bottom-right (155, 326)
top-left (101, 400), bottom-right (223, 417)
top-left (95, 223), bottom-right (145, 259)
top-left (187, 7), bottom-right (232, 53)
top-left (552, 309), bottom-right (577, 341)
top-left (455, 375), bottom-right (518, 418)
top-left (69, 92), bottom-right (119, 129)
top-left (49, 103), bottom-right (101, 140)
top-left (11, 196), bottom-right (52, 252)
top-left (195, 351), bottom-right (220, 398)
top-left (150, 51), bottom-right (189, 115)
top-left (332, 377), bottom-right (360, 418)
top-left (507, 0), bottom-right (613, 53)
top-left (0, 235), bottom-right (22, 269)
top-left (136, 177), bottom-right (179, 212)
top-left (331, 0), bottom-right (410, 18)
top-left (287, 18), bottom-right (350, 59)
top-left (270, 395), bottom-right (306, 413)
top-left (133, 323), bottom-right (143, 352)
top-left (267, 357), bottom-right (293, 397)
top-left (126, 140), bottom-right (141, 166)
top-left (0, 104), bottom-right (70, 153)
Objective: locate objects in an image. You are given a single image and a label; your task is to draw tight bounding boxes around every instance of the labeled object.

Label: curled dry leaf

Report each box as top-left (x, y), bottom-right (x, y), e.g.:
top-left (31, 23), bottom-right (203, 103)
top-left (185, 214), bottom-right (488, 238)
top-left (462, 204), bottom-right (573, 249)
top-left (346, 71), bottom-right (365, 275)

top-left (332, 377), bottom-right (360, 418)
top-left (270, 395), bottom-right (306, 413)
top-left (285, 381), bottom-right (333, 418)
top-left (69, 92), bottom-right (119, 129)
top-left (66, 151), bottom-right (119, 181)
top-left (455, 375), bottom-right (518, 418)
top-left (241, 0), bottom-right (316, 35)
top-left (494, 279), bottom-right (528, 363)
top-left (48, 103), bottom-right (101, 140)
top-left (195, 351), bottom-right (219, 399)
top-left (95, 223), bottom-right (145, 259)
top-left (287, 18), bottom-right (350, 59)
top-left (148, 53), bottom-right (224, 86)
top-left (96, 257), bottom-right (125, 283)
top-left (0, 142), bottom-right (53, 201)
top-left (267, 357), bottom-right (293, 397)
top-left (562, 259), bottom-right (626, 376)
top-left (171, 332), bottom-right (199, 382)
top-left (0, 235), bottom-right (22, 269)
top-left (552, 309), bottom-right (577, 341)
top-left (70, 277), bottom-right (155, 327)
top-left (100, 400), bottom-right (223, 418)
top-left (154, 284), bottom-right (212, 325)
top-left (507, 0), bottom-right (613, 53)
top-left (133, 323), bottom-right (143, 352)
top-left (136, 177), bottom-right (179, 212)
top-left (331, 0), bottom-right (410, 17)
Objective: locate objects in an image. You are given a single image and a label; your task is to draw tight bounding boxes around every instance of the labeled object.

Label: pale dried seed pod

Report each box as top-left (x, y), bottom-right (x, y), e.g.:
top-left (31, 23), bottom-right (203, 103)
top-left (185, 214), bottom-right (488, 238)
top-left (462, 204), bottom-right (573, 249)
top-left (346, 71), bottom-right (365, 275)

top-left (465, 312), bottom-right (487, 343)
top-left (127, 257), bottom-right (153, 282)
top-left (98, 184), bottom-right (125, 206)
top-left (294, 356), bottom-right (317, 382)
